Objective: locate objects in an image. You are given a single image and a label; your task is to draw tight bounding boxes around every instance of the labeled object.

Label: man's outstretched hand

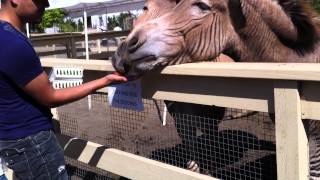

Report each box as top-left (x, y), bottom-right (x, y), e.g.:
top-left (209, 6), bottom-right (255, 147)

top-left (104, 72), bottom-right (128, 85)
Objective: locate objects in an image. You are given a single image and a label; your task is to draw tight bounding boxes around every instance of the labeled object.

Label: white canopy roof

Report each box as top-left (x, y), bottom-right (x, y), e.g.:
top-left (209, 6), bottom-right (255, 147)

top-left (48, 0), bottom-right (144, 17)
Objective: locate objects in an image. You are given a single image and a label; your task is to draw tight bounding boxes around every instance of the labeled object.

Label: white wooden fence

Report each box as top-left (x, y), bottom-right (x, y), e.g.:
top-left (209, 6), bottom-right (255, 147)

top-left (38, 58), bottom-right (320, 180)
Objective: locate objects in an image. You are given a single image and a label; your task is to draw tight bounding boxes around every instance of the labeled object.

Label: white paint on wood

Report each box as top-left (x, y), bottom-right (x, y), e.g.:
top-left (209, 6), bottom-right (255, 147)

top-left (162, 62), bottom-right (320, 81)
top-left (41, 59), bottom-right (320, 81)
top-left (301, 100), bottom-right (320, 120)
top-left (274, 81), bottom-right (309, 180)
top-left (78, 142), bottom-right (102, 164)
top-left (301, 82), bottom-right (320, 120)
top-left (141, 74), bottom-right (274, 112)
top-left (4, 168), bottom-right (15, 180)
top-left (51, 108), bottom-right (59, 121)
top-left (41, 58), bottom-right (114, 71)
top-left (97, 149), bottom-right (217, 180)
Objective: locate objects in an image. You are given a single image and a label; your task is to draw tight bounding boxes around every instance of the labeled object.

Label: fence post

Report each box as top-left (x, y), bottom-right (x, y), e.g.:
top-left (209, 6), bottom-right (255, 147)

top-left (274, 81), bottom-right (308, 180)
top-left (71, 34), bottom-right (77, 58)
top-left (66, 41), bottom-right (72, 58)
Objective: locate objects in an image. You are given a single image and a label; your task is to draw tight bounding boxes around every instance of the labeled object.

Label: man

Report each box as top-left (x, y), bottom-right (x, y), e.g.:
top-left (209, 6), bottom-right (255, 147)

top-left (0, 0), bottom-right (127, 179)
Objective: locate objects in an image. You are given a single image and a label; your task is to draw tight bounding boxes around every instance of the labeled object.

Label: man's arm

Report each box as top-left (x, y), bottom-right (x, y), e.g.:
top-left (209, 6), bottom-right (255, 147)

top-left (23, 72), bottom-right (127, 108)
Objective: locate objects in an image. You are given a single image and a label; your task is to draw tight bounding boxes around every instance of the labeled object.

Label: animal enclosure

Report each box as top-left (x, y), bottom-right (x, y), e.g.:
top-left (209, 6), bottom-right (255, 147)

top-left (57, 95), bottom-right (276, 180)
top-left (42, 58), bottom-right (320, 180)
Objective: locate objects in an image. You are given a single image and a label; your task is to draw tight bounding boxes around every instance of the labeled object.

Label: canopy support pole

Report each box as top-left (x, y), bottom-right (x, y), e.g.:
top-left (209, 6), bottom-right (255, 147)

top-left (84, 10), bottom-right (89, 61)
top-left (26, 23), bottom-right (30, 38)
top-left (84, 10), bottom-right (92, 110)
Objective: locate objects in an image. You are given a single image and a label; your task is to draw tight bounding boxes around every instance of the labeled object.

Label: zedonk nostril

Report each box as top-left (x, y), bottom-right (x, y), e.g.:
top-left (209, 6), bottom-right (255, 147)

top-left (123, 62), bottom-right (131, 74)
top-left (127, 36), bottom-right (140, 53)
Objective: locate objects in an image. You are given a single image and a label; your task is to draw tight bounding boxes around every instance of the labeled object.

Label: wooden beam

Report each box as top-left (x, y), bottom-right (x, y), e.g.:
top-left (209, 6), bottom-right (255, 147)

top-left (41, 58), bottom-right (320, 81)
top-left (97, 149), bottom-right (217, 180)
top-left (31, 31), bottom-right (129, 47)
top-left (53, 130), bottom-right (217, 180)
top-left (41, 58), bottom-right (114, 71)
top-left (141, 73), bottom-right (274, 112)
top-left (274, 81), bottom-right (308, 180)
top-left (301, 82), bottom-right (320, 120)
top-left (161, 62), bottom-right (320, 81)
top-left (42, 58), bottom-right (320, 115)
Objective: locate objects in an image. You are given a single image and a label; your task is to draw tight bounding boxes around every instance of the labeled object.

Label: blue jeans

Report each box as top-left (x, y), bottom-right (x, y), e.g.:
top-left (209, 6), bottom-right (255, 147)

top-left (0, 175), bottom-right (7, 180)
top-left (0, 130), bottom-right (68, 180)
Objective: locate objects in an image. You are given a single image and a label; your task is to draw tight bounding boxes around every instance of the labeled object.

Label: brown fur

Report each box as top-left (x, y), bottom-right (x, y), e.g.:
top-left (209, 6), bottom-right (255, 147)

top-left (111, 0), bottom-right (320, 177)
top-left (113, 0), bottom-right (320, 77)
top-left (226, 0), bottom-right (320, 61)
top-left (133, 0), bottom-right (177, 26)
top-left (113, 0), bottom-right (234, 75)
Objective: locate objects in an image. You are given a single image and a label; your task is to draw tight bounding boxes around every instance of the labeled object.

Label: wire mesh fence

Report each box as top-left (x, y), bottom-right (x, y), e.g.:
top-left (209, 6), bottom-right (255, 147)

top-left (57, 93), bottom-right (277, 180)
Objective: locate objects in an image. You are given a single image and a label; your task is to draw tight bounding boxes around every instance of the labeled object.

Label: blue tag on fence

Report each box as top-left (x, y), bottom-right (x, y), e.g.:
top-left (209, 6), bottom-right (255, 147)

top-left (107, 79), bottom-right (144, 111)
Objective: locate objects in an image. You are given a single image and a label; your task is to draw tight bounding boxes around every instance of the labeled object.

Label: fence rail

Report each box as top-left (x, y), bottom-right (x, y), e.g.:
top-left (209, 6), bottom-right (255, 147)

top-left (31, 31), bottom-right (129, 59)
top-left (31, 31), bottom-right (129, 46)
top-left (41, 58), bottom-right (320, 180)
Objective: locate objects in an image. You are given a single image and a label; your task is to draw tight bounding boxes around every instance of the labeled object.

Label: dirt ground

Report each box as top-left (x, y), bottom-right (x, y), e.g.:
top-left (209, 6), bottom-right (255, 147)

top-left (58, 95), bottom-right (181, 156)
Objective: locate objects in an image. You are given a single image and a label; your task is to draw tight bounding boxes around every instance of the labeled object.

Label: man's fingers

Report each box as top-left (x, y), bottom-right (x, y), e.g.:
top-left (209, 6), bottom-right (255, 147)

top-left (118, 77), bottom-right (127, 81)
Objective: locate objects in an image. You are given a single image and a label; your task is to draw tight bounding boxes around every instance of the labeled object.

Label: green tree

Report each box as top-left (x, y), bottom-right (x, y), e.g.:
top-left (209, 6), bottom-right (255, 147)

top-left (59, 18), bottom-right (78, 32)
top-left (118, 12), bottom-right (133, 30)
top-left (107, 15), bottom-right (119, 30)
top-left (36, 8), bottom-right (65, 32)
top-left (107, 12), bottom-right (135, 30)
top-left (77, 19), bottom-right (84, 32)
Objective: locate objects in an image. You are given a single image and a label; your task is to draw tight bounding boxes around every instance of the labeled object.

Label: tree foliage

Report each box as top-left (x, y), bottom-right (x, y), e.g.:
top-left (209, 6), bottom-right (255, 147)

top-left (107, 15), bottom-right (119, 30)
top-left (36, 8), bottom-right (65, 32)
top-left (34, 8), bottom-right (84, 33)
top-left (107, 12), bottom-right (135, 30)
top-left (59, 18), bottom-right (77, 32)
top-left (59, 18), bottom-right (84, 32)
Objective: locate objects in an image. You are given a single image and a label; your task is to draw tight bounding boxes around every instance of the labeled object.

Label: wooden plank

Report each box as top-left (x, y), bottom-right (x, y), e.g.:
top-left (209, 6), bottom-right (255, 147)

top-left (161, 62), bottom-right (320, 81)
top-left (60, 69), bottom-right (275, 112)
top-left (51, 108), bottom-right (59, 120)
top-left (4, 169), bottom-right (15, 180)
top-left (141, 73), bottom-right (274, 112)
top-left (97, 149), bottom-right (217, 180)
top-left (32, 38), bottom-right (70, 46)
top-left (41, 58), bottom-right (114, 71)
top-left (70, 35), bottom-right (77, 58)
top-left (53, 131), bottom-right (217, 180)
top-left (66, 42), bottom-right (72, 58)
top-left (37, 49), bottom-right (68, 56)
top-left (85, 31), bottom-right (129, 41)
top-left (301, 100), bottom-right (320, 120)
top-left (274, 81), bottom-right (308, 180)
top-left (41, 59), bottom-right (320, 81)
top-left (77, 142), bottom-right (103, 164)
top-left (301, 82), bottom-right (320, 120)
top-left (31, 31), bottom-right (129, 47)
top-left (76, 51), bottom-right (116, 60)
